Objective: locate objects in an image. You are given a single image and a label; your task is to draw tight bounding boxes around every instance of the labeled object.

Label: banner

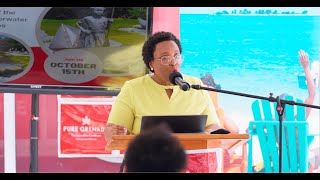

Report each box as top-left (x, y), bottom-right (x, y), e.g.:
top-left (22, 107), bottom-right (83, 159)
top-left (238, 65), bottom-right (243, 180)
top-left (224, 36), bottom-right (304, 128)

top-left (180, 7), bottom-right (320, 171)
top-left (0, 7), bottom-right (151, 89)
top-left (57, 95), bottom-right (124, 158)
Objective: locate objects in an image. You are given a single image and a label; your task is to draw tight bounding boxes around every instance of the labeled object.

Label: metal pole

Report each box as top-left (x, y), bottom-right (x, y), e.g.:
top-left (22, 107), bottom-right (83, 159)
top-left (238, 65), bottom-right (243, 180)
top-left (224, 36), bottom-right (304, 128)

top-left (29, 93), bottom-right (39, 173)
top-left (275, 96), bottom-right (285, 173)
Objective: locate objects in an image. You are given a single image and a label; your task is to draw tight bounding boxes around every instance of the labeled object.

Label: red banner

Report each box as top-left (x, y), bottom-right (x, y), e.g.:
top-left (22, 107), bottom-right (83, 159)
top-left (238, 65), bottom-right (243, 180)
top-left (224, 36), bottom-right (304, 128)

top-left (58, 95), bottom-right (124, 157)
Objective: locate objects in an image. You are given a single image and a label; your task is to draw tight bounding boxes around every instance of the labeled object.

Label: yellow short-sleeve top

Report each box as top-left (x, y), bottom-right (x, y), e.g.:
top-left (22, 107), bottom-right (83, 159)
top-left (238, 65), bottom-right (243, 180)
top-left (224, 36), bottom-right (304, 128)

top-left (107, 74), bottom-right (219, 135)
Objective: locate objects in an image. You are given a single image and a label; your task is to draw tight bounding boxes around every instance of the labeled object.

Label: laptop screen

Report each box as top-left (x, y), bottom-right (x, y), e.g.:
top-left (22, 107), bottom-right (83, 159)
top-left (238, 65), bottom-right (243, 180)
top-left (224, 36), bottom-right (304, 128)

top-left (141, 115), bottom-right (208, 133)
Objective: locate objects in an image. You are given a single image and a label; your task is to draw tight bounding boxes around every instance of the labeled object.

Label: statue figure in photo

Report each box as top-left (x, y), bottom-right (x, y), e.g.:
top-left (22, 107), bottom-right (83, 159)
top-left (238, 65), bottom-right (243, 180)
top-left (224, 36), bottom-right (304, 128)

top-left (76, 7), bottom-right (113, 48)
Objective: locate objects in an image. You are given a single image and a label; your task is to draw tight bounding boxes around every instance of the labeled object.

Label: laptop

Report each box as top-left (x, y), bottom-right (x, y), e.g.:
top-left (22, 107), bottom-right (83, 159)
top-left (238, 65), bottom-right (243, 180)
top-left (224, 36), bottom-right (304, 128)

top-left (141, 115), bottom-right (208, 133)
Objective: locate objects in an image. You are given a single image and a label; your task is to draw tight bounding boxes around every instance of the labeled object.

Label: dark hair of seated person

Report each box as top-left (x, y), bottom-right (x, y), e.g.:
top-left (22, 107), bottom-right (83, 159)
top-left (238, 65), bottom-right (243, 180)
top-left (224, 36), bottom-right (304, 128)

top-left (124, 124), bottom-right (187, 172)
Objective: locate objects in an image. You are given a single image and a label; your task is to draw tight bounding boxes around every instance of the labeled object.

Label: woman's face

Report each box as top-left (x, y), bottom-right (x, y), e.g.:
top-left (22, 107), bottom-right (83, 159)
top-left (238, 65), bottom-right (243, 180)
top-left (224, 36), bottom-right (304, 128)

top-left (150, 40), bottom-right (182, 85)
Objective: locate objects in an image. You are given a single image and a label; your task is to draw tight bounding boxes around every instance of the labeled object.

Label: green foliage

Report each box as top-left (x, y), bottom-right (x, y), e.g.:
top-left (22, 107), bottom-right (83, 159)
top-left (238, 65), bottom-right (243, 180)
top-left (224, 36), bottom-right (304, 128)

top-left (6, 39), bottom-right (25, 50)
top-left (41, 18), bottom-right (144, 46)
top-left (41, 19), bottom-right (78, 36)
top-left (128, 8), bottom-right (146, 19)
top-left (8, 55), bottom-right (30, 70)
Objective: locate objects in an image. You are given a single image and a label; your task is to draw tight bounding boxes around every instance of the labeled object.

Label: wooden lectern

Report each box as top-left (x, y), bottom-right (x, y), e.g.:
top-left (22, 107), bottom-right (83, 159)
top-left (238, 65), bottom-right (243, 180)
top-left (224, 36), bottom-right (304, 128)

top-left (106, 133), bottom-right (250, 173)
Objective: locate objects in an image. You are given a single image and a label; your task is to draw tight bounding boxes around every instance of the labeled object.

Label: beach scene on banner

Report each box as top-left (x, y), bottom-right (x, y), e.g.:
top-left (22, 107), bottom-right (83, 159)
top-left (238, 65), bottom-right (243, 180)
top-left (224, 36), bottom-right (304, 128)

top-left (180, 7), bottom-right (320, 151)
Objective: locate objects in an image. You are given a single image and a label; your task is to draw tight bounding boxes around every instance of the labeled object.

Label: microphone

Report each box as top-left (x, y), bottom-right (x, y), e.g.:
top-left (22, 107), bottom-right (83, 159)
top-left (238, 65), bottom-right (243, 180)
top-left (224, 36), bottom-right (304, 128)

top-left (169, 71), bottom-right (190, 91)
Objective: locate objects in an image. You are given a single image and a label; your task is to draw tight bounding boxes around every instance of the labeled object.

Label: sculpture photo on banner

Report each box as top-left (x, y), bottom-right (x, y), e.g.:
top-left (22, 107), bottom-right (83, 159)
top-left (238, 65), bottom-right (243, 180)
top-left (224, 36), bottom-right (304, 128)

top-left (0, 7), bottom-right (152, 92)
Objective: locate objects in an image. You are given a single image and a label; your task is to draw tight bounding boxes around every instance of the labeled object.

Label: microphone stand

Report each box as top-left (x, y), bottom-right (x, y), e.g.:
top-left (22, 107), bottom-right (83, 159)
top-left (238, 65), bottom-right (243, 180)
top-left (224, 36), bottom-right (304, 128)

top-left (191, 84), bottom-right (320, 173)
top-left (30, 93), bottom-right (39, 173)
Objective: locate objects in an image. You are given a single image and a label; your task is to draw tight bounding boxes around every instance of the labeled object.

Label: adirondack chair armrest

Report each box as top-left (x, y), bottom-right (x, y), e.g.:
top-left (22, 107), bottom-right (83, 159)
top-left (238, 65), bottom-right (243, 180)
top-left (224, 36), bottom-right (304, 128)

top-left (223, 140), bottom-right (248, 173)
top-left (307, 133), bottom-right (320, 146)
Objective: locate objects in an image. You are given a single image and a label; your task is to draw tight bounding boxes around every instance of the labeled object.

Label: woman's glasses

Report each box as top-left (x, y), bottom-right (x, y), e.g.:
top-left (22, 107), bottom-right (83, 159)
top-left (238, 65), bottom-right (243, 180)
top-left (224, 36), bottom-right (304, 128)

top-left (156, 54), bottom-right (184, 65)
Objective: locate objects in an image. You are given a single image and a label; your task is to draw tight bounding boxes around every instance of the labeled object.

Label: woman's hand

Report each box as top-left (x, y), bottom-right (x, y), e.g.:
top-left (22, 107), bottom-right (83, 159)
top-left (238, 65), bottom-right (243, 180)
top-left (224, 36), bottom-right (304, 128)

top-left (298, 49), bottom-right (310, 69)
top-left (104, 123), bottom-right (128, 145)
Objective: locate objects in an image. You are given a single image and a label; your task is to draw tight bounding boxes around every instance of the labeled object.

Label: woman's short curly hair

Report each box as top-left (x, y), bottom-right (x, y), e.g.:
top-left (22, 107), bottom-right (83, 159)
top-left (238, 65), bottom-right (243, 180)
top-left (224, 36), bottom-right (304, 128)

top-left (142, 31), bottom-right (182, 72)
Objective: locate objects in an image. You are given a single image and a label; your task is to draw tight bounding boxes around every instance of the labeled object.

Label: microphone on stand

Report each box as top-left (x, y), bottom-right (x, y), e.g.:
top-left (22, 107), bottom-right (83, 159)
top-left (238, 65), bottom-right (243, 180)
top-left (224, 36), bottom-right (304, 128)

top-left (169, 71), bottom-right (191, 91)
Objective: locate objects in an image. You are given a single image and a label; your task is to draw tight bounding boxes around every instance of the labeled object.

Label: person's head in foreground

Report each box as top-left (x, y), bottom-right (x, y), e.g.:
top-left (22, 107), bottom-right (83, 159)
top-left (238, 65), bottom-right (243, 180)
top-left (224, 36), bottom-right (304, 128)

top-left (124, 124), bottom-right (187, 172)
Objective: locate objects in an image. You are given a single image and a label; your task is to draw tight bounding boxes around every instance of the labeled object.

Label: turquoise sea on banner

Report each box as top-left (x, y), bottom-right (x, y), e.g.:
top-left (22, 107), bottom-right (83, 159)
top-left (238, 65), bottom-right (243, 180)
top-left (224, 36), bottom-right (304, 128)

top-left (180, 14), bottom-right (320, 133)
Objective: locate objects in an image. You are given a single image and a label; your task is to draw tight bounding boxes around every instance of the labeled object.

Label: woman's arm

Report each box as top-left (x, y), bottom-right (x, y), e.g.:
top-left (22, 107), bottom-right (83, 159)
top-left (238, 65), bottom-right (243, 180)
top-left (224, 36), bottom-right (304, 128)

top-left (104, 81), bottom-right (134, 144)
top-left (298, 50), bottom-right (315, 119)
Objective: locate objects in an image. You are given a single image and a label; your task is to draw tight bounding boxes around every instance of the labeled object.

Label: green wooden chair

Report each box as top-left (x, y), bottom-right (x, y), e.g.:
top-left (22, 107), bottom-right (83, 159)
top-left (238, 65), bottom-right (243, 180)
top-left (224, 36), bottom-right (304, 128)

top-left (247, 95), bottom-right (314, 173)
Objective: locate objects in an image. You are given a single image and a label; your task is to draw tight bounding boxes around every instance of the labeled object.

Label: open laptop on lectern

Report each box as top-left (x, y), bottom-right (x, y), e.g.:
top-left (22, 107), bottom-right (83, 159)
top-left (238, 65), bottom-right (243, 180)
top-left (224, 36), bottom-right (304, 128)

top-left (141, 115), bottom-right (207, 133)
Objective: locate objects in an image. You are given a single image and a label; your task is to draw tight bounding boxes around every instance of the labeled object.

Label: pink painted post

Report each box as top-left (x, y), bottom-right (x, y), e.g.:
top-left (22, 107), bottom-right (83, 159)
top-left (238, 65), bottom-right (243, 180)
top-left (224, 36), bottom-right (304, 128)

top-left (152, 7), bottom-right (180, 38)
